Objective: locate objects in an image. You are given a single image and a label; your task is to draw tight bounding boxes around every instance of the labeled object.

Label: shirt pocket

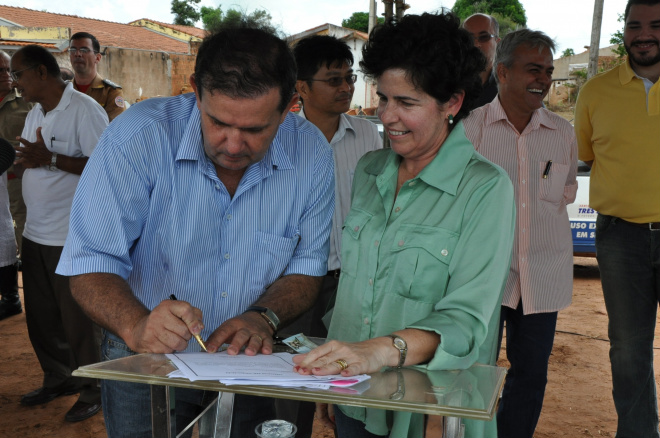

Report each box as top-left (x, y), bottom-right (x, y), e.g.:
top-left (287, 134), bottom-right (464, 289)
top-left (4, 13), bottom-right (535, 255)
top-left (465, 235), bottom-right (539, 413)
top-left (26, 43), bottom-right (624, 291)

top-left (388, 224), bottom-right (458, 303)
top-left (539, 161), bottom-right (570, 204)
top-left (340, 208), bottom-right (373, 278)
top-left (248, 231), bottom-right (300, 292)
top-left (51, 139), bottom-right (70, 154)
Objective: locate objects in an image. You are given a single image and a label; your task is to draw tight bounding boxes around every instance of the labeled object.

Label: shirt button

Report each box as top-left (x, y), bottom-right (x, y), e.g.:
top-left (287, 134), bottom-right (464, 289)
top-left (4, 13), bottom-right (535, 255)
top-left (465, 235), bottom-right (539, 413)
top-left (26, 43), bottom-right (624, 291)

top-left (369, 278), bottom-right (373, 286)
top-left (215, 184), bottom-right (221, 190)
top-left (398, 240), bottom-right (404, 246)
top-left (354, 226), bottom-right (360, 232)
top-left (522, 228), bottom-right (526, 233)
top-left (522, 203), bottom-right (526, 208)
top-left (224, 253), bottom-right (230, 259)
top-left (522, 180), bottom-right (526, 184)
top-left (364, 318), bottom-right (369, 325)
top-left (409, 181), bottom-right (416, 186)
top-left (374, 241), bottom-right (379, 247)
top-left (226, 214), bottom-right (232, 220)
top-left (441, 249), bottom-right (448, 256)
top-left (394, 207), bottom-right (401, 213)
top-left (221, 291), bottom-right (228, 298)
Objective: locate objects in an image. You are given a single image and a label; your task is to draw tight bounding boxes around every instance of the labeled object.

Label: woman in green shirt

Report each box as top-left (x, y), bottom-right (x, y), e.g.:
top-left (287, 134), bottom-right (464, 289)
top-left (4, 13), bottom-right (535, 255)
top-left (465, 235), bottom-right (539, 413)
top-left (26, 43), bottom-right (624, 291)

top-left (294, 11), bottom-right (515, 438)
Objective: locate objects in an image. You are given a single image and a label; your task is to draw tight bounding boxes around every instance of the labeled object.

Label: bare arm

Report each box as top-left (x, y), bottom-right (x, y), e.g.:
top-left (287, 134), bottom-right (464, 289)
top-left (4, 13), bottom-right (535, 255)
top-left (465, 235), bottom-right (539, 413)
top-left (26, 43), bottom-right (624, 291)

top-left (293, 329), bottom-right (440, 376)
top-left (205, 274), bottom-right (323, 355)
top-left (70, 272), bottom-right (204, 353)
top-left (15, 127), bottom-right (89, 175)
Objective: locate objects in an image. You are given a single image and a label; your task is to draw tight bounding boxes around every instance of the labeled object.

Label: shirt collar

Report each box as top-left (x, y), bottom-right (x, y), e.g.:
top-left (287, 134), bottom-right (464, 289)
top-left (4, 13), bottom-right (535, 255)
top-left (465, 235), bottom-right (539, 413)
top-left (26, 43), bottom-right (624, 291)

top-left (364, 121), bottom-right (476, 196)
top-left (484, 96), bottom-right (558, 133)
top-left (299, 108), bottom-right (354, 145)
top-left (44, 81), bottom-right (74, 115)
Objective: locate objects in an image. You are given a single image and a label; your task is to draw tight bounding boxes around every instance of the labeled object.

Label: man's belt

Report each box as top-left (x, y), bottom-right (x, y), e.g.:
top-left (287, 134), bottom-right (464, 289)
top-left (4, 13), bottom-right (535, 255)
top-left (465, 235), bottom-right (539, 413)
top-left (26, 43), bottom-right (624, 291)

top-left (327, 269), bottom-right (341, 278)
top-left (618, 218), bottom-right (660, 230)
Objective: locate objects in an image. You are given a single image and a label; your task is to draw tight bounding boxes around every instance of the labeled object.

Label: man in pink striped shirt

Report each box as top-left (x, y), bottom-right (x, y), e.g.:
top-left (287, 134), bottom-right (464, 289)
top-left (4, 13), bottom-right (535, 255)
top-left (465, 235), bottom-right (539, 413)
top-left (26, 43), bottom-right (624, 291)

top-left (463, 29), bottom-right (577, 438)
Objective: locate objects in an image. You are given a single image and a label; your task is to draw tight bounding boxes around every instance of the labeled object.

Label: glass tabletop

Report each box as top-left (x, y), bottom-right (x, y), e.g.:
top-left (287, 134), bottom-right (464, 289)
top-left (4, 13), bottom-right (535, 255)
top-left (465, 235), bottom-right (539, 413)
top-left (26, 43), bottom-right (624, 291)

top-left (73, 354), bottom-right (505, 421)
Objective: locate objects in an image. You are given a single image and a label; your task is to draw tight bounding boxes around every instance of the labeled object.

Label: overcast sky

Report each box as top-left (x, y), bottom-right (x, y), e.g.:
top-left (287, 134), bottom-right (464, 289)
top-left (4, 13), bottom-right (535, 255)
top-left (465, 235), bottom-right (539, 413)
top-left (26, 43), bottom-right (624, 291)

top-left (9, 0), bottom-right (629, 54)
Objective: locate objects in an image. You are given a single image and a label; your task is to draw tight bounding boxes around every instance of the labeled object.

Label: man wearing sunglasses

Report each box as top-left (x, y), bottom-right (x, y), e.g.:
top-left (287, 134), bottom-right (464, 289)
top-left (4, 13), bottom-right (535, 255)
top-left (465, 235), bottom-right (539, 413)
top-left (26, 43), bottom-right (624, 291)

top-left (69, 32), bottom-right (125, 122)
top-left (463, 13), bottom-right (501, 107)
top-left (275, 35), bottom-right (382, 438)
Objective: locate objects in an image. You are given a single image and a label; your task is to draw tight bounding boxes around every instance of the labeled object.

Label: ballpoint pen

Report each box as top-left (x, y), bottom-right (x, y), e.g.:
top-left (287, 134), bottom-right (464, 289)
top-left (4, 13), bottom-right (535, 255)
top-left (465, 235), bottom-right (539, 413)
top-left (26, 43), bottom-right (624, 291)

top-left (542, 160), bottom-right (553, 179)
top-left (169, 294), bottom-right (208, 352)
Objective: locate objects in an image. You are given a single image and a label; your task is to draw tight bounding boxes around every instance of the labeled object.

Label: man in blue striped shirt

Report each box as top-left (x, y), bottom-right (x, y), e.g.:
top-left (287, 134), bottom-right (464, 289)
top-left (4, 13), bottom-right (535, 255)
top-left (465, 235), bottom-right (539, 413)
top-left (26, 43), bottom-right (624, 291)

top-left (57, 27), bottom-right (335, 438)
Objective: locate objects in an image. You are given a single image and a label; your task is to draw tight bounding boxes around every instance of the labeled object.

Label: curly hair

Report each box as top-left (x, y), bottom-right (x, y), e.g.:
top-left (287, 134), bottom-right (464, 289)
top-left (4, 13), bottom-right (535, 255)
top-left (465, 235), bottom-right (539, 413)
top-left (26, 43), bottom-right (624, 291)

top-left (360, 11), bottom-right (486, 124)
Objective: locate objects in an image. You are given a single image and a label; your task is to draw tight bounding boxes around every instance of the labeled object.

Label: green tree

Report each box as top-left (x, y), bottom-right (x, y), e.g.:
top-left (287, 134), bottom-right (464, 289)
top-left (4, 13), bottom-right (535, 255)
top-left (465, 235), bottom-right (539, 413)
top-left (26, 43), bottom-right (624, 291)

top-left (200, 5), bottom-right (280, 36)
top-left (562, 48), bottom-right (575, 58)
top-left (341, 12), bottom-right (384, 32)
top-left (609, 13), bottom-right (627, 58)
top-left (452, 0), bottom-right (527, 28)
top-left (171, 0), bottom-right (201, 26)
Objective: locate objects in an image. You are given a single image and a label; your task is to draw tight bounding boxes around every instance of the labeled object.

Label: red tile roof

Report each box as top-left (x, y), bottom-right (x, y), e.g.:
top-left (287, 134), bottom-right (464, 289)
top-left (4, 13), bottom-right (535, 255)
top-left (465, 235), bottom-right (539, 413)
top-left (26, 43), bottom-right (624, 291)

top-left (0, 5), bottom-right (197, 53)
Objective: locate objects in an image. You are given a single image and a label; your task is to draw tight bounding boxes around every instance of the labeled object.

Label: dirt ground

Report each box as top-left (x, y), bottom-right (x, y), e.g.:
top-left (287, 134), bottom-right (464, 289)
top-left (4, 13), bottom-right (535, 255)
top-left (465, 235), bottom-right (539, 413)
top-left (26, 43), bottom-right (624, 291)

top-left (1, 257), bottom-right (659, 437)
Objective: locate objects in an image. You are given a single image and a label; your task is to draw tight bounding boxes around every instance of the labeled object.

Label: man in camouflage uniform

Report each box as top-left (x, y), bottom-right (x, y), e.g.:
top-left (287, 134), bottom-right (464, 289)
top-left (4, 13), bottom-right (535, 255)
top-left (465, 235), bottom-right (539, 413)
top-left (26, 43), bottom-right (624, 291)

top-left (70, 32), bottom-right (125, 122)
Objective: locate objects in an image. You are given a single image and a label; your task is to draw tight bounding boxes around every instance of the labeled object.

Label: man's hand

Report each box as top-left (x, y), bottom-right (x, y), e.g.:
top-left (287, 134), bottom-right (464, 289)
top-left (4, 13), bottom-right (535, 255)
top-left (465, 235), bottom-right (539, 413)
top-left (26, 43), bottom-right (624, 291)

top-left (15, 127), bottom-right (52, 168)
top-left (205, 311), bottom-right (274, 356)
top-left (126, 299), bottom-right (204, 354)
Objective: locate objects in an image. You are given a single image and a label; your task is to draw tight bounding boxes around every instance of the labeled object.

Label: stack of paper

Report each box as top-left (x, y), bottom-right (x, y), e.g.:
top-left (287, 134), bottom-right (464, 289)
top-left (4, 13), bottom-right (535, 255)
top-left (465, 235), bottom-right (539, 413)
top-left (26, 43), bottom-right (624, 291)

top-left (166, 352), bottom-right (370, 391)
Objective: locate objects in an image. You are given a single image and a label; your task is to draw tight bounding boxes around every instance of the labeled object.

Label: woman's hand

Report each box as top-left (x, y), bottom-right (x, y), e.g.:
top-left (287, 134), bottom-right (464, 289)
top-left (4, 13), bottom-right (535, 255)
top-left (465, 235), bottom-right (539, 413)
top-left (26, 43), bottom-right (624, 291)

top-left (292, 338), bottom-right (395, 376)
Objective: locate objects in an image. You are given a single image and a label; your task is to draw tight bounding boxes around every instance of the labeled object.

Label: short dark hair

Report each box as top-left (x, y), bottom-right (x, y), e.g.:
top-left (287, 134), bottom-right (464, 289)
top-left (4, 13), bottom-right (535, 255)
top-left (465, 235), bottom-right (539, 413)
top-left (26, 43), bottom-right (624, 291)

top-left (625, 0), bottom-right (660, 21)
top-left (293, 35), bottom-right (354, 82)
top-left (70, 32), bottom-right (101, 53)
top-left (494, 28), bottom-right (555, 83)
top-left (14, 45), bottom-right (61, 78)
top-left (194, 27), bottom-right (297, 113)
top-left (360, 11), bottom-right (485, 124)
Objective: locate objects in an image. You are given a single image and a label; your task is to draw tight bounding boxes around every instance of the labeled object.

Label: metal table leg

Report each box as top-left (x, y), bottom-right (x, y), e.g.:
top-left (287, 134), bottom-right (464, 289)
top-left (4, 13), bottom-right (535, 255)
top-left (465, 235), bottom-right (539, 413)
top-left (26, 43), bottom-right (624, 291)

top-left (199, 392), bottom-right (234, 438)
top-left (151, 385), bottom-right (176, 438)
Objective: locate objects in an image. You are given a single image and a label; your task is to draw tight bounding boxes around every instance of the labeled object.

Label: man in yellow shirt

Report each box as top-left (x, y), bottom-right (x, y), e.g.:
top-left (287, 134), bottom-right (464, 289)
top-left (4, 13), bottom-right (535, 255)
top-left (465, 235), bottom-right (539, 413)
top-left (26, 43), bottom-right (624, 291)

top-left (574, 1), bottom-right (660, 436)
top-left (69, 32), bottom-right (125, 122)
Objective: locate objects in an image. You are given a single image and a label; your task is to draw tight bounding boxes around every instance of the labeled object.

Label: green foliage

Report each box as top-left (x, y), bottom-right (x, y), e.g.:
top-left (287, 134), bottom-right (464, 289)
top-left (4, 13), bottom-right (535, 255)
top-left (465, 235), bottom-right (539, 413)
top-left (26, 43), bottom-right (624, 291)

top-left (562, 48), bottom-right (575, 58)
top-left (489, 12), bottom-right (520, 36)
top-left (200, 5), bottom-right (281, 36)
top-left (171, 0), bottom-right (201, 26)
top-left (609, 13), bottom-right (627, 58)
top-left (341, 12), bottom-right (384, 32)
top-left (452, 0), bottom-right (527, 27)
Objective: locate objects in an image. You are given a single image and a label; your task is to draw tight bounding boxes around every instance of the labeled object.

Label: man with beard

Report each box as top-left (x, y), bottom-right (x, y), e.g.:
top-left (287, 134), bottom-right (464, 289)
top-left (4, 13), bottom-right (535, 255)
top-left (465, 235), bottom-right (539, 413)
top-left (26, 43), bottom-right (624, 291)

top-left (274, 35), bottom-right (381, 438)
top-left (574, 0), bottom-right (660, 436)
top-left (69, 32), bottom-right (125, 121)
top-left (463, 29), bottom-right (577, 438)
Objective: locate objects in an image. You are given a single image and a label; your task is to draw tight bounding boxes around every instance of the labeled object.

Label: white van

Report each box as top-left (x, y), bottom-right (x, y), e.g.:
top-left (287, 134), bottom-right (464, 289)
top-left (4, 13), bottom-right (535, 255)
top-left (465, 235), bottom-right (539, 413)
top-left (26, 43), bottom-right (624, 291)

top-left (567, 161), bottom-right (597, 256)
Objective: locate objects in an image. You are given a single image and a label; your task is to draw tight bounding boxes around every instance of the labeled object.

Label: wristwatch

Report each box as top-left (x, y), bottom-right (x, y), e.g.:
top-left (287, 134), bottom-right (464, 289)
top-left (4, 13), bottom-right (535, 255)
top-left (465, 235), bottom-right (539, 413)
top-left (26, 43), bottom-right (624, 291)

top-left (245, 306), bottom-right (280, 334)
top-left (387, 334), bottom-right (408, 368)
top-left (49, 152), bottom-right (58, 171)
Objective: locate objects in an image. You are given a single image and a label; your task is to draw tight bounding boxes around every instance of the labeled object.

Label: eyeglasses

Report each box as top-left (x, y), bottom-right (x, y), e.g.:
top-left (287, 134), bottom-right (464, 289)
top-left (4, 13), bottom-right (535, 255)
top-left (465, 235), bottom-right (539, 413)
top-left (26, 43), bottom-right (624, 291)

top-left (473, 33), bottom-right (497, 44)
top-left (10, 65), bottom-right (37, 82)
top-left (307, 74), bottom-right (358, 87)
top-left (69, 47), bottom-right (99, 55)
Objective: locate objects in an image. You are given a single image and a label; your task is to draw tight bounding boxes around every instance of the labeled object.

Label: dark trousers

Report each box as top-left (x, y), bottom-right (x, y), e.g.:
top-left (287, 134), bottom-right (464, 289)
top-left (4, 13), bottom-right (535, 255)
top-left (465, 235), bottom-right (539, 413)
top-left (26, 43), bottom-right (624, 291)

top-left (0, 261), bottom-right (18, 300)
top-left (22, 237), bottom-right (101, 403)
top-left (497, 302), bottom-right (558, 438)
top-left (596, 214), bottom-right (660, 438)
top-left (275, 274), bottom-right (339, 438)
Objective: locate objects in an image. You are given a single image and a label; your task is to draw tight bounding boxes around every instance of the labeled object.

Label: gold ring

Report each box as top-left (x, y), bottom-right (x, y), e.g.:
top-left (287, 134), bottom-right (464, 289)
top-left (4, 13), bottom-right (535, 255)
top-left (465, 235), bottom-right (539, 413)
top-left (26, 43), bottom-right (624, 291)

top-left (253, 334), bottom-right (263, 343)
top-left (334, 359), bottom-right (349, 371)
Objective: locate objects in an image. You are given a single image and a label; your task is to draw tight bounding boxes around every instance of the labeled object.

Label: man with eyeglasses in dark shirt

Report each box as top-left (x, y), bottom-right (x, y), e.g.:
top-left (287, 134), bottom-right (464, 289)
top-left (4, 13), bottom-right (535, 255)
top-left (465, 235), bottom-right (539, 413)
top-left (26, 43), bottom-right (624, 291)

top-left (69, 32), bottom-right (125, 121)
top-left (463, 13), bottom-right (501, 107)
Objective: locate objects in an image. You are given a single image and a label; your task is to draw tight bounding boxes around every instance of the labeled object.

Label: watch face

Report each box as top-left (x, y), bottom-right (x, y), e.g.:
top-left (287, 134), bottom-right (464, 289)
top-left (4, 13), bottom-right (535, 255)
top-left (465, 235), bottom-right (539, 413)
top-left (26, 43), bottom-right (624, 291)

top-left (393, 337), bottom-right (406, 350)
